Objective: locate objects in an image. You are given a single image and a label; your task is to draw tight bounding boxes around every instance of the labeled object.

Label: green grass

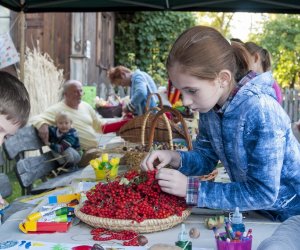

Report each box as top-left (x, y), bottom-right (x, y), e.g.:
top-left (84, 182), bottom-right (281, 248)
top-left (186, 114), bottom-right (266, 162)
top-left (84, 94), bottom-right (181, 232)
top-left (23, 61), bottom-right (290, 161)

top-left (6, 171), bottom-right (22, 203)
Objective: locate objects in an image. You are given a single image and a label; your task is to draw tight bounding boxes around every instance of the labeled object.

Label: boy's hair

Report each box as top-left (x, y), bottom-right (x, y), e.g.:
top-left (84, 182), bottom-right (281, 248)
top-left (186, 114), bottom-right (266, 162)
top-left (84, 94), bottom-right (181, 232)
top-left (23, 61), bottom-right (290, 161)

top-left (0, 71), bottom-right (30, 127)
top-left (244, 42), bottom-right (272, 72)
top-left (55, 111), bottom-right (72, 123)
top-left (107, 66), bottom-right (131, 85)
top-left (166, 26), bottom-right (251, 83)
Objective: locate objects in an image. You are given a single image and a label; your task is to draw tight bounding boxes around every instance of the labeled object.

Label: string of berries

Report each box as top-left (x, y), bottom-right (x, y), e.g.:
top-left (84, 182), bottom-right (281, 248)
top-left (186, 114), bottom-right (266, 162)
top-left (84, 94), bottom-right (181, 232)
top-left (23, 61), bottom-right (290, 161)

top-left (91, 228), bottom-right (142, 246)
top-left (81, 170), bottom-right (188, 223)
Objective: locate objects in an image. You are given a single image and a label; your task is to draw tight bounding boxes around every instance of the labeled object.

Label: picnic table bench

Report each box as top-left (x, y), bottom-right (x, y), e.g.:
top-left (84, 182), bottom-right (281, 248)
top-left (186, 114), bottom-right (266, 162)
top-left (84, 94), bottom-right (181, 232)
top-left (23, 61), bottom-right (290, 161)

top-left (3, 125), bottom-right (82, 195)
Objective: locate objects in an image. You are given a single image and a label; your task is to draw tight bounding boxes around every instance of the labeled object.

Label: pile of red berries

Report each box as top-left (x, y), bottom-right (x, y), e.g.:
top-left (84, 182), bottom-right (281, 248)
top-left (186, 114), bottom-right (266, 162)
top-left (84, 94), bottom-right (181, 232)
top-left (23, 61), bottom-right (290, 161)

top-left (81, 170), bottom-right (188, 223)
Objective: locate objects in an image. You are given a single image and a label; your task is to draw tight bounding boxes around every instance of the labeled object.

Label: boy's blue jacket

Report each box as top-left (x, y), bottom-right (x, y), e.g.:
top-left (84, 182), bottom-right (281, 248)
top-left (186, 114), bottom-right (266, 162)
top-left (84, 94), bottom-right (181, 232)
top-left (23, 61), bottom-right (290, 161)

top-left (48, 126), bottom-right (80, 154)
top-left (179, 72), bottom-right (300, 212)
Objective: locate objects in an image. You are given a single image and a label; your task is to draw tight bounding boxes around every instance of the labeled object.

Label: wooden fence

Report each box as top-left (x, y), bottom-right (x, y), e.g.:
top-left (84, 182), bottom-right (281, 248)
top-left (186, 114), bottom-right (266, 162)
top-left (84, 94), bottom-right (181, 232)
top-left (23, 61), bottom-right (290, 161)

top-left (0, 148), bottom-right (15, 174)
top-left (282, 89), bottom-right (300, 123)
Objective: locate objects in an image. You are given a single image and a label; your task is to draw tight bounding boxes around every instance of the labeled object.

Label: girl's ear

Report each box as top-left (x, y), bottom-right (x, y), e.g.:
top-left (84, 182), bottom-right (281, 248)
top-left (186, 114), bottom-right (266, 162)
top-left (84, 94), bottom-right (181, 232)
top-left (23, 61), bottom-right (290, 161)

top-left (254, 52), bottom-right (260, 63)
top-left (218, 70), bottom-right (232, 88)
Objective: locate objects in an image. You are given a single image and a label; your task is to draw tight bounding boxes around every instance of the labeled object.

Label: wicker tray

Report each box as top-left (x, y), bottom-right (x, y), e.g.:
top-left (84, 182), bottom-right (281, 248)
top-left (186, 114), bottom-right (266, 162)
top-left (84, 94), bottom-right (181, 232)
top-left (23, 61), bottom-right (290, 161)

top-left (75, 203), bottom-right (191, 233)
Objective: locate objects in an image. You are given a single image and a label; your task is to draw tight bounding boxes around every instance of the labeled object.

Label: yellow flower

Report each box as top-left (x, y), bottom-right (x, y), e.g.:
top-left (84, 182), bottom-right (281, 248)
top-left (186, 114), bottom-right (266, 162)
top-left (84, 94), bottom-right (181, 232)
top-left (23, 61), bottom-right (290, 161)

top-left (102, 153), bottom-right (109, 162)
top-left (110, 157), bottom-right (120, 167)
top-left (90, 159), bottom-right (99, 169)
top-left (172, 100), bottom-right (183, 108)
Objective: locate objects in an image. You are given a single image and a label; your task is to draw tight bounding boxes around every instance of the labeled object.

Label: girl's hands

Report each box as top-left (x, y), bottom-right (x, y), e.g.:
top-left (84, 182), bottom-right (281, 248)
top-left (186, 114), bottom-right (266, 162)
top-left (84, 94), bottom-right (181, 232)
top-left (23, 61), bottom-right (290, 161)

top-left (156, 168), bottom-right (187, 197)
top-left (140, 150), bottom-right (181, 171)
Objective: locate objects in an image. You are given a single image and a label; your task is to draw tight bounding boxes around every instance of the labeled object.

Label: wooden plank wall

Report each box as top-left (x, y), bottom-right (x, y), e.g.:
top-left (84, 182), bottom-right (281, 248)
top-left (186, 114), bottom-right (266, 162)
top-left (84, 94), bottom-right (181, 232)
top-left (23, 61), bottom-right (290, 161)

top-left (10, 12), bottom-right (115, 95)
top-left (11, 12), bottom-right (71, 80)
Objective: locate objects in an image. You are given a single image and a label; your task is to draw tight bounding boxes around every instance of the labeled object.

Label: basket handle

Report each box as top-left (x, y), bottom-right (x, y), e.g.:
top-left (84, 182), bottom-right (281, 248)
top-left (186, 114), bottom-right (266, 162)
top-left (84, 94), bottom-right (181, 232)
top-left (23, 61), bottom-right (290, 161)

top-left (147, 106), bottom-right (192, 151)
top-left (145, 93), bottom-right (163, 112)
top-left (141, 106), bottom-right (173, 150)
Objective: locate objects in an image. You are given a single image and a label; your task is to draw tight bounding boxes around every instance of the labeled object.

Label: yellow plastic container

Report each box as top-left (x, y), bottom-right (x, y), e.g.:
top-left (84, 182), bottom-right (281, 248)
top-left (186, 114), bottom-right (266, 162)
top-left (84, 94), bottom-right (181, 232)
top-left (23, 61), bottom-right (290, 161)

top-left (94, 166), bottom-right (118, 180)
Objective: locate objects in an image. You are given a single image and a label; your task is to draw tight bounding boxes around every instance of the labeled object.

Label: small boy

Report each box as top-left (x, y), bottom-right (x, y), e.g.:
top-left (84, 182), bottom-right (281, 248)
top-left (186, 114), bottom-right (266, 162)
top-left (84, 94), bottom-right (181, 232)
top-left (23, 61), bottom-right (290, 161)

top-left (0, 71), bottom-right (30, 145)
top-left (47, 111), bottom-right (82, 172)
top-left (0, 71), bottom-right (30, 221)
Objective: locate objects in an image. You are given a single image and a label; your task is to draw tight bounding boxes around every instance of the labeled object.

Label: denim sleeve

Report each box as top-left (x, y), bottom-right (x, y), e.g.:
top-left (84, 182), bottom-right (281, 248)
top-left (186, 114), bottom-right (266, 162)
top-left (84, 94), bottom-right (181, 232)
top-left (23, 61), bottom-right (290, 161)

top-left (130, 75), bottom-right (147, 108)
top-left (179, 120), bottom-right (219, 176)
top-left (197, 99), bottom-right (286, 211)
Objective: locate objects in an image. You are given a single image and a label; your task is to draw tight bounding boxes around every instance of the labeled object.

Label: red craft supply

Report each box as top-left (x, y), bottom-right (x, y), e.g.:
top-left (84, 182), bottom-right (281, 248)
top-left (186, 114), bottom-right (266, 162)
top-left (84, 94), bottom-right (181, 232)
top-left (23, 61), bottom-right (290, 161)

top-left (72, 246), bottom-right (92, 250)
top-left (20, 221), bottom-right (72, 234)
top-left (102, 111), bottom-right (172, 134)
top-left (167, 79), bottom-right (181, 105)
top-left (102, 118), bottom-right (131, 134)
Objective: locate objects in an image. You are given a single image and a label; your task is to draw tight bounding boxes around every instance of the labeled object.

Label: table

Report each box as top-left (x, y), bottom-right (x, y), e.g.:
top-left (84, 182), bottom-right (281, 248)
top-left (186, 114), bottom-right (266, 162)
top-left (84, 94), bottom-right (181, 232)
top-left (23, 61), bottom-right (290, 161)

top-left (0, 166), bottom-right (281, 249)
top-left (0, 207), bottom-right (280, 249)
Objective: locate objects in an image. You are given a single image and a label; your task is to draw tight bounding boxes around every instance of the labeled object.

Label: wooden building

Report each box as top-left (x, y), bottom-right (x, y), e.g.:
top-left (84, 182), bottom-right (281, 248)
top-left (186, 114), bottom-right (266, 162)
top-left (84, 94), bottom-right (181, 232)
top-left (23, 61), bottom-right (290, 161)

top-left (9, 11), bottom-right (115, 95)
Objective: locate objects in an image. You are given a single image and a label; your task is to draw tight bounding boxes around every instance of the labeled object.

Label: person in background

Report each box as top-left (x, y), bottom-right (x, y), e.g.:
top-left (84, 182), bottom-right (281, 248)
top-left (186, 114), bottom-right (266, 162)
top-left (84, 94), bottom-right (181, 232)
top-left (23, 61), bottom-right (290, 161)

top-left (30, 80), bottom-right (104, 167)
top-left (46, 111), bottom-right (82, 172)
top-left (108, 66), bottom-right (158, 116)
top-left (0, 71), bottom-right (30, 212)
top-left (141, 26), bottom-right (300, 222)
top-left (243, 41), bottom-right (283, 104)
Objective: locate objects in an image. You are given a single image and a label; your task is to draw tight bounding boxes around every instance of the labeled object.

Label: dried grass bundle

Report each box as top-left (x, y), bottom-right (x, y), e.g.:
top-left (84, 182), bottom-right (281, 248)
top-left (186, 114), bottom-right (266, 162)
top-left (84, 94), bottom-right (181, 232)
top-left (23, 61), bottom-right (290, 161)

top-left (21, 43), bottom-right (64, 118)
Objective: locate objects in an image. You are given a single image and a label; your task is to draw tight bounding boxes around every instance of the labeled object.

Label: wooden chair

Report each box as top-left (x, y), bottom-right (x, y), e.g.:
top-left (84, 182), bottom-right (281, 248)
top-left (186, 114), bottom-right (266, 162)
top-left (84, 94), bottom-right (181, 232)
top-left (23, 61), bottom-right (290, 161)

top-left (3, 125), bottom-right (81, 195)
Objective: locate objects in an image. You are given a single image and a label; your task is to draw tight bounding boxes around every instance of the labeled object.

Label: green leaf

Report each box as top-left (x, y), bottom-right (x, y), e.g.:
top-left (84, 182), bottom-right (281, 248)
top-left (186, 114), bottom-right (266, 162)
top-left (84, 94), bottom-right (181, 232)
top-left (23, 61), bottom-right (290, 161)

top-left (114, 11), bottom-right (196, 82)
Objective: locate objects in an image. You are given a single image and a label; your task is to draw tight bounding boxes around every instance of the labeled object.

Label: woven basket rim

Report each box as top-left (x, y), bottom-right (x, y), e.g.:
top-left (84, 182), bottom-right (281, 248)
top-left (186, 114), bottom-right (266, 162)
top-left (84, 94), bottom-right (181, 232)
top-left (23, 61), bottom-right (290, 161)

top-left (75, 203), bottom-right (191, 233)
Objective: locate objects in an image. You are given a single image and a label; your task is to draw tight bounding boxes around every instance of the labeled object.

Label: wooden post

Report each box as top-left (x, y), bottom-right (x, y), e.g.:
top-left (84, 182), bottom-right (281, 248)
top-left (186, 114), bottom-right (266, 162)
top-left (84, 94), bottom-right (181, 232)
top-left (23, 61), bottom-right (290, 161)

top-left (20, 11), bottom-right (25, 82)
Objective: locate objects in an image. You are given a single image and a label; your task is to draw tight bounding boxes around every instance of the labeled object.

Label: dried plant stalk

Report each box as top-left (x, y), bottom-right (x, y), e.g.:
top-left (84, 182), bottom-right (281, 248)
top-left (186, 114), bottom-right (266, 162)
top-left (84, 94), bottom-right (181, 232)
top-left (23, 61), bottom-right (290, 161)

top-left (19, 42), bottom-right (64, 118)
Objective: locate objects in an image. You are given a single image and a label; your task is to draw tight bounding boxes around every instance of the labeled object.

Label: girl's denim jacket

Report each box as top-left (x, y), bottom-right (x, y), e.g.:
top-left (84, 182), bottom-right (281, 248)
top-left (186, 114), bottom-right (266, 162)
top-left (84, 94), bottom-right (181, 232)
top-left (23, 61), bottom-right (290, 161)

top-left (179, 72), bottom-right (300, 218)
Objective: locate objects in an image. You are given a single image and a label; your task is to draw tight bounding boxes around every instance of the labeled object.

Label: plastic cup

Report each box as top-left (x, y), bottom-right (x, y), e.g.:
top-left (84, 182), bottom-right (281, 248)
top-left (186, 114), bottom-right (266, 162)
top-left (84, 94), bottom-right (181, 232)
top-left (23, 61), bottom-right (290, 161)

top-left (216, 232), bottom-right (252, 250)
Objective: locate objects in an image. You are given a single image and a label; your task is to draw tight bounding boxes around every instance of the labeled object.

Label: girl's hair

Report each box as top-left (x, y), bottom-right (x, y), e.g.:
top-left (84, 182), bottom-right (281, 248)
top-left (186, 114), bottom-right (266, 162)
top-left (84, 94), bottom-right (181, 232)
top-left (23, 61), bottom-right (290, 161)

top-left (55, 111), bottom-right (72, 123)
top-left (166, 26), bottom-right (251, 83)
top-left (0, 71), bottom-right (30, 127)
top-left (244, 42), bottom-right (272, 72)
top-left (107, 66), bottom-right (131, 84)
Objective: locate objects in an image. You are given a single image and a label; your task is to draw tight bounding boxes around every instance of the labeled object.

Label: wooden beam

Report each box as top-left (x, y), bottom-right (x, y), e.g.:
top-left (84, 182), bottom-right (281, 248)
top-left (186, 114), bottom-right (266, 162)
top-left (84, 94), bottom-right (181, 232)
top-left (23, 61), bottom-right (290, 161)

top-left (19, 11), bottom-right (25, 81)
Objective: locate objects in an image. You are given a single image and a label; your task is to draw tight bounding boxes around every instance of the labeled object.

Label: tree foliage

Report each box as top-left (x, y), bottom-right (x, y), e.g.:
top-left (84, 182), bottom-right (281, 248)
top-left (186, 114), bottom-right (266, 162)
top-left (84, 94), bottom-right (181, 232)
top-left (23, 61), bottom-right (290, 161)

top-left (252, 15), bottom-right (300, 88)
top-left (195, 12), bottom-right (234, 37)
top-left (114, 12), bottom-right (195, 86)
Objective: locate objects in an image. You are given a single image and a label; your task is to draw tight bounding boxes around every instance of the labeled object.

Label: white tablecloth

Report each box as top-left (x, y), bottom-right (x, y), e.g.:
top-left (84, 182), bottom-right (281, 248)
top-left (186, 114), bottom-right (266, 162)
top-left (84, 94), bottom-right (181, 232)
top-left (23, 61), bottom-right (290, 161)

top-left (0, 208), bottom-right (280, 249)
top-left (0, 167), bottom-right (281, 249)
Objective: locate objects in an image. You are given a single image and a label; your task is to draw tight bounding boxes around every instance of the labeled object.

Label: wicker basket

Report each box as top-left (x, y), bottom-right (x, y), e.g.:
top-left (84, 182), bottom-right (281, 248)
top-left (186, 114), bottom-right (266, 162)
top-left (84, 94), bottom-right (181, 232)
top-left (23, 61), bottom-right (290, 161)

top-left (75, 203), bottom-right (191, 233)
top-left (123, 106), bottom-right (218, 179)
top-left (147, 106), bottom-right (218, 181)
top-left (123, 105), bottom-right (176, 171)
top-left (119, 93), bottom-right (185, 143)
